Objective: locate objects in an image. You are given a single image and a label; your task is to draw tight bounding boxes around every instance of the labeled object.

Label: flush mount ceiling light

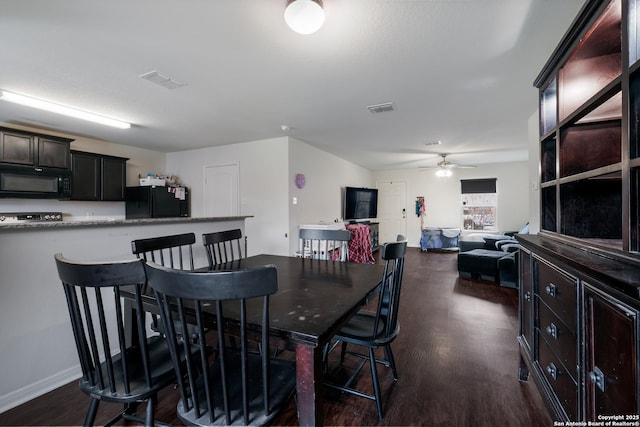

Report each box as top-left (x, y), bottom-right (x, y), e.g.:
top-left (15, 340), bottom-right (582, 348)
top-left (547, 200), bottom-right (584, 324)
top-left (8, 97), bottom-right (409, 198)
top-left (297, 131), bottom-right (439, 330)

top-left (0, 90), bottom-right (131, 129)
top-left (284, 0), bottom-right (325, 35)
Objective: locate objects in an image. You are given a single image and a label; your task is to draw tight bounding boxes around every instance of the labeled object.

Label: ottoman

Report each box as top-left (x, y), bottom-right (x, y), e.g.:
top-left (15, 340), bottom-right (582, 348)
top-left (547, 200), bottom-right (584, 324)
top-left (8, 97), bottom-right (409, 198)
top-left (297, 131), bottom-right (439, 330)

top-left (457, 249), bottom-right (506, 282)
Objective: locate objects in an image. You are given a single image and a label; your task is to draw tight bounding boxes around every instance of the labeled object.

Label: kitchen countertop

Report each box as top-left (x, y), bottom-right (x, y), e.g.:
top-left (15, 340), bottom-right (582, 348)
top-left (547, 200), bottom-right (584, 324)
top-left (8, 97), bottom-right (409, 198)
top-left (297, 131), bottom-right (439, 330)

top-left (0, 215), bottom-right (253, 230)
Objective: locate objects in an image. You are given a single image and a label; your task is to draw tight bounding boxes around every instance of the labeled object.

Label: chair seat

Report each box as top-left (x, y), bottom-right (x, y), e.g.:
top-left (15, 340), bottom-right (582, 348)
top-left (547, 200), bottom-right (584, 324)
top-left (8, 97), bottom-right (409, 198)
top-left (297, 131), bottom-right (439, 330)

top-left (80, 336), bottom-right (185, 403)
top-left (178, 352), bottom-right (296, 426)
top-left (335, 312), bottom-right (399, 346)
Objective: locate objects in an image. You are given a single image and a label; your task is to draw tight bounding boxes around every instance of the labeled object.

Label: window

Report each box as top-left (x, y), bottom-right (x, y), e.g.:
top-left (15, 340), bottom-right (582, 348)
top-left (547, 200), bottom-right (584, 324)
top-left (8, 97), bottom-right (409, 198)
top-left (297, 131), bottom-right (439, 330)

top-left (461, 178), bottom-right (497, 231)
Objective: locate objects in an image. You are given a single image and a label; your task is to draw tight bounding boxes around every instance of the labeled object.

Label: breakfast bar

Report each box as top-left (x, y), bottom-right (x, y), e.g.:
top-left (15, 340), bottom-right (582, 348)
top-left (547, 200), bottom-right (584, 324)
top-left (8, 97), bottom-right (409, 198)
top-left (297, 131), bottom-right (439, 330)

top-left (0, 215), bottom-right (250, 413)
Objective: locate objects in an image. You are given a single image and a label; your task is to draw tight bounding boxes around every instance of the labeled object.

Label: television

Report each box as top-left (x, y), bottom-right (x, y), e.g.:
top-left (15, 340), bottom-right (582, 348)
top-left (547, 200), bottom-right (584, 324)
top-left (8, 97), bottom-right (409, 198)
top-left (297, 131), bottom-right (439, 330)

top-left (344, 187), bottom-right (378, 221)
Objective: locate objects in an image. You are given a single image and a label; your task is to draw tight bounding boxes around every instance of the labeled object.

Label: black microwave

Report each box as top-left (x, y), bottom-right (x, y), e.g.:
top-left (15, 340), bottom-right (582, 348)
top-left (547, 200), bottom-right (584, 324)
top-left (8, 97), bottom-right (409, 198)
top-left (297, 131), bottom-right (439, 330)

top-left (0, 164), bottom-right (72, 199)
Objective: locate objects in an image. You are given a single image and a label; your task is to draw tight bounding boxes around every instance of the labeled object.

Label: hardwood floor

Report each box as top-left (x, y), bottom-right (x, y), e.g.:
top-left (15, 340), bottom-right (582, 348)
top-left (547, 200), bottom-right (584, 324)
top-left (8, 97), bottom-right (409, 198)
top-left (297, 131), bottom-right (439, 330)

top-left (0, 248), bottom-right (552, 426)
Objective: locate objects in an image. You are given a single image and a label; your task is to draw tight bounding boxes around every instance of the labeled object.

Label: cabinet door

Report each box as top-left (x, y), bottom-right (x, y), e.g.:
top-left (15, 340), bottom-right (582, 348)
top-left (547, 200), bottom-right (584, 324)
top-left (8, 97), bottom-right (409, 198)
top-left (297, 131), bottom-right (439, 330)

top-left (101, 157), bottom-right (126, 201)
top-left (38, 137), bottom-right (70, 169)
top-left (71, 152), bottom-right (100, 200)
top-left (585, 284), bottom-right (639, 419)
top-left (0, 130), bottom-right (35, 165)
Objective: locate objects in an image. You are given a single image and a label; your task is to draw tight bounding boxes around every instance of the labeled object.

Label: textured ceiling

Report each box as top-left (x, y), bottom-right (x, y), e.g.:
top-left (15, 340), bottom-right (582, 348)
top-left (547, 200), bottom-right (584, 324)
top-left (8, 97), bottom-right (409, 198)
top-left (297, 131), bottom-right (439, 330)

top-left (0, 0), bottom-right (585, 170)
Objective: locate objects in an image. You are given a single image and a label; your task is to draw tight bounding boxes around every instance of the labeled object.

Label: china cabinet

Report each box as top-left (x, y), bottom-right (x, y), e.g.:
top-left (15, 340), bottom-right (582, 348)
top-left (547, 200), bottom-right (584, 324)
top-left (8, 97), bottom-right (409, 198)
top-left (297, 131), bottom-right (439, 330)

top-left (519, 0), bottom-right (640, 421)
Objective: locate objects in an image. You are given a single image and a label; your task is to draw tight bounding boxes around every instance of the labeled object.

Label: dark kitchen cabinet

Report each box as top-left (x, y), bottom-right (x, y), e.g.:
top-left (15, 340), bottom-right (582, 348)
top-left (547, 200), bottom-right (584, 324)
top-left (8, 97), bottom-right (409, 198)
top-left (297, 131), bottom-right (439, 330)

top-left (71, 151), bottom-right (127, 201)
top-left (0, 127), bottom-right (71, 169)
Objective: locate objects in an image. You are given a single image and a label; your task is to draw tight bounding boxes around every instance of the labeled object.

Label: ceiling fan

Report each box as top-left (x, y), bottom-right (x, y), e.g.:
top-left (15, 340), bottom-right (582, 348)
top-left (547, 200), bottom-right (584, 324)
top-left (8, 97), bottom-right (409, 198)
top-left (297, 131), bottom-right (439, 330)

top-left (420, 153), bottom-right (476, 176)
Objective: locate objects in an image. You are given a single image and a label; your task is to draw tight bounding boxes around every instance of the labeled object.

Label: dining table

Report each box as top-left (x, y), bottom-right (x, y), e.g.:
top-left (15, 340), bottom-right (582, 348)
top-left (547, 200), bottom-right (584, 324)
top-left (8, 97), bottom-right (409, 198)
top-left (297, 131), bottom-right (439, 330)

top-left (125, 254), bottom-right (386, 426)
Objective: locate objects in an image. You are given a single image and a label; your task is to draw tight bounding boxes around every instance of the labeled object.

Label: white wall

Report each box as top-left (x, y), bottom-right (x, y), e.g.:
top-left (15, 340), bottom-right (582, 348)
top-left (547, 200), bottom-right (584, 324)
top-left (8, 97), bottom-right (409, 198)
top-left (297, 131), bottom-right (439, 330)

top-left (373, 162), bottom-right (530, 247)
top-left (167, 138), bottom-right (290, 256)
top-left (288, 138), bottom-right (374, 255)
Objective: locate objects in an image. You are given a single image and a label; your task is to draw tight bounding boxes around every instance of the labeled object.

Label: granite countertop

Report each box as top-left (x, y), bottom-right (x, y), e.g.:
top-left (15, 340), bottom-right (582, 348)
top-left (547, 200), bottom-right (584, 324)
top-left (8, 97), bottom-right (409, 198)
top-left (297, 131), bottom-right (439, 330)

top-left (0, 215), bottom-right (252, 230)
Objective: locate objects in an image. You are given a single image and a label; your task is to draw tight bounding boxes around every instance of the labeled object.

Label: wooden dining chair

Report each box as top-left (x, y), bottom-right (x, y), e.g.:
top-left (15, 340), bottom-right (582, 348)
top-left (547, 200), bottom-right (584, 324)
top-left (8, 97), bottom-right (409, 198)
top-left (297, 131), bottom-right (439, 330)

top-left (131, 232), bottom-right (197, 339)
top-left (131, 232), bottom-right (196, 270)
top-left (54, 253), bottom-right (186, 426)
top-left (299, 228), bottom-right (351, 261)
top-left (325, 239), bottom-right (408, 419)
top-left (144, 261), bottom-right (297, 426)
top-left (202, 228), bottom-right (247, 267)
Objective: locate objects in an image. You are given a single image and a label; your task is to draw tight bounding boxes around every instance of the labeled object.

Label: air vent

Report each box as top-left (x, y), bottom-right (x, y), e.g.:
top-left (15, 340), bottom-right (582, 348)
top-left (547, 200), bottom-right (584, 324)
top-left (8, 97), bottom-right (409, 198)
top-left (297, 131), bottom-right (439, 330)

top-left (367, 102), bottom-right (395, 114)
top-left (139, 70), bottom-right (187, 90)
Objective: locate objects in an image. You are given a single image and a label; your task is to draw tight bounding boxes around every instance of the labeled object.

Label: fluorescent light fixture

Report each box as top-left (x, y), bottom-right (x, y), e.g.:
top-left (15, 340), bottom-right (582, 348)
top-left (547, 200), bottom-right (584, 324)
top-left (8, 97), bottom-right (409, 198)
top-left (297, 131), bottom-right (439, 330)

top-left (284, 0), bottom-right (325, 35)
top-left (0, 90), bottom-right (131, 129)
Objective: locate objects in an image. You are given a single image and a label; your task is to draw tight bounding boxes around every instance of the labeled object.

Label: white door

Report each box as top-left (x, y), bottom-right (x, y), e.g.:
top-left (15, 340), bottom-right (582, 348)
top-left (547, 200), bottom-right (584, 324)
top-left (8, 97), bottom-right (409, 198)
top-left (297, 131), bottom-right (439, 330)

top-left (376, 181), bottom-right (407, 244)
top-left (204, 164), bottom-right (239, 216)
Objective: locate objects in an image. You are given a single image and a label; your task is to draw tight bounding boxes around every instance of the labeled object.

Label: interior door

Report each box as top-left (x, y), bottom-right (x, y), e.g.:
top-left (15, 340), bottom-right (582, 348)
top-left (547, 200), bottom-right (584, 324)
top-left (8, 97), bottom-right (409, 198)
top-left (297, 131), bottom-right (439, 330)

top-left (376, 181), bottom-right (407, 244)
top-left (204, 163), bottom-right (239, 217)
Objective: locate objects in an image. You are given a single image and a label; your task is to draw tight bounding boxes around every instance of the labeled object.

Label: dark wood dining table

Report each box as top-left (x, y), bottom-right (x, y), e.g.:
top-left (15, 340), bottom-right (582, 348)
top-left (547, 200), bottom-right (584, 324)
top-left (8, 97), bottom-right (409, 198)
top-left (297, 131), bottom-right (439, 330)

top-left (127, 254), bottom-right (386, 426)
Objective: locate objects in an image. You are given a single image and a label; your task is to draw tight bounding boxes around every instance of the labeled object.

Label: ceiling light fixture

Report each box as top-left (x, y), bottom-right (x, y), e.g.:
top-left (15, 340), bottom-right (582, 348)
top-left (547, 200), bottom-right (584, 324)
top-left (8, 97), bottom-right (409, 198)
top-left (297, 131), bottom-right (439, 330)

top-left (0, 90), bottom-right (131, 129)
top-left (435, 168), bottom-right (452, 177)
top-left (284, 0), bottom-right (325, 35)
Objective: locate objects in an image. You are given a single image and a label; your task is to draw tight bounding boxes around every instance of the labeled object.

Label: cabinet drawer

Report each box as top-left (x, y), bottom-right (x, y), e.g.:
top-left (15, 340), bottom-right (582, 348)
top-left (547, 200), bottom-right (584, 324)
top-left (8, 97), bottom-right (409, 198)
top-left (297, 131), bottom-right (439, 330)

top-left (538, 299), bottom-right (577, 382)
top-left (538, 339), bottom-right (578, 421)
top-left (536, 258), bottom-right (578, 333)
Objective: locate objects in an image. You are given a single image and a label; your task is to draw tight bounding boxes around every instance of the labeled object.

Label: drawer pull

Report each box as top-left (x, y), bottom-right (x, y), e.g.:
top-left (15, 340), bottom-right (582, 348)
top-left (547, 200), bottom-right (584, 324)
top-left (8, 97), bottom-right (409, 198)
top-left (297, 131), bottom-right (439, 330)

top-left (546, 362), bottom-right (557, 380)
top-left (589, 366), bottom-right (605, 393)
top-left (545, 323), bottom-right (558, 339)
top-left (545, 283), bottom-right (557, 298)
top-left (524, 291), bottom-right (531, 302)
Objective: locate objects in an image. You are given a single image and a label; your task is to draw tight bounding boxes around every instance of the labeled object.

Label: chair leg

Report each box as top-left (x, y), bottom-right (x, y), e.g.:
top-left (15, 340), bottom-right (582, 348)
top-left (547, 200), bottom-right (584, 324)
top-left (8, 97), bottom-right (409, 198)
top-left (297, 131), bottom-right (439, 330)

top-left (369, 347), bottom-right (384, 420)
top-left (83, 398), bottom-right (100, 427)
top-left (340, 341), bottom-right (347, 363)
top-left (145, 396), bottom-right (155, 427)
top-left (384, 344), bottom-right (398, 381)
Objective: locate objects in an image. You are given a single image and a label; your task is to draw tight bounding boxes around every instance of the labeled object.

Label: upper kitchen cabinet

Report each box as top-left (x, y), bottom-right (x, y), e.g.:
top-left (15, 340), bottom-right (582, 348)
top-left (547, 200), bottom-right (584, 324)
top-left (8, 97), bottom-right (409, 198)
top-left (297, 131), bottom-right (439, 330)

top-left (0, 127), bottom-right (71, 169)
top-left (71, 150), bottom-right (127, 201)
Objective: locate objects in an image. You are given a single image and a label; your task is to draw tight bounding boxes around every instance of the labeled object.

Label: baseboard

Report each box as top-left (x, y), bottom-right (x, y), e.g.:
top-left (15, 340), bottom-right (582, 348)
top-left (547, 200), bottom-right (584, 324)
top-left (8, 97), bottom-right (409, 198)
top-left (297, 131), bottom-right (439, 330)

top-left (0, 365), bottom-right (81, 414)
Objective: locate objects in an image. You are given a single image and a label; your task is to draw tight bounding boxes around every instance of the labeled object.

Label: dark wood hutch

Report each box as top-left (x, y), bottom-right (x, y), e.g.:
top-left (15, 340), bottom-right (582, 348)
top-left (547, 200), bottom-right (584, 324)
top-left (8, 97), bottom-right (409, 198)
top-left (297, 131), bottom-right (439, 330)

top-left (518, 0), bottom-right (640, 421)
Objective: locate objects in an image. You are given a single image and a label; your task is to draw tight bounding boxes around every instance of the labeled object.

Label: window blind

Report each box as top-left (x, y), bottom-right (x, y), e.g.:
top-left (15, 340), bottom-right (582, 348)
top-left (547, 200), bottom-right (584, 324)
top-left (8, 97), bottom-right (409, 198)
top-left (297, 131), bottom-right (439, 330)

top-left (460, 178), bottom-right (497, 194)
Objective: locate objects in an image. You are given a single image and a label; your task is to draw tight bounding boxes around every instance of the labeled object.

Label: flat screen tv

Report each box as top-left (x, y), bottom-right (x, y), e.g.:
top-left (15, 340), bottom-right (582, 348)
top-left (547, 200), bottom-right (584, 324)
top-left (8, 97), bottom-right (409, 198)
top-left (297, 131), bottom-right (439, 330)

top-left (344, 187), bottom-right (378, 221)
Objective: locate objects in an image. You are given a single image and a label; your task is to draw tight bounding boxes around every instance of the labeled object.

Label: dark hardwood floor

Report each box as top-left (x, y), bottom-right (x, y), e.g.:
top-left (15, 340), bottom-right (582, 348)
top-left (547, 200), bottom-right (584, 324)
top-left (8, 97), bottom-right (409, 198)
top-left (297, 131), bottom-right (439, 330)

top-left (0, 248), bottom-right (552, 426)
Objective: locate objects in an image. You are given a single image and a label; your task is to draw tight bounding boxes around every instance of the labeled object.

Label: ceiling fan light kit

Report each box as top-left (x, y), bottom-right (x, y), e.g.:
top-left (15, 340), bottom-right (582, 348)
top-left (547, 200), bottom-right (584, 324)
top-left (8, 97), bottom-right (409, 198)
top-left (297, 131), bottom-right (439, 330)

top-left (419, 153), bottom-right (477, 176)
top-left (435, 168), bottom-right (452, 177)
top-left (284, 0), bottom-right (324, 35)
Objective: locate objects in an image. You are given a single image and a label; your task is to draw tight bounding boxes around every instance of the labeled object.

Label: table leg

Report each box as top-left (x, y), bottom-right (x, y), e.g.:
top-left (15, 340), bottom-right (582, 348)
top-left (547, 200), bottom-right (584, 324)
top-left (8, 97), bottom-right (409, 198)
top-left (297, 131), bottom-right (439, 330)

top-left (295, 343), bottom-right (324, 426)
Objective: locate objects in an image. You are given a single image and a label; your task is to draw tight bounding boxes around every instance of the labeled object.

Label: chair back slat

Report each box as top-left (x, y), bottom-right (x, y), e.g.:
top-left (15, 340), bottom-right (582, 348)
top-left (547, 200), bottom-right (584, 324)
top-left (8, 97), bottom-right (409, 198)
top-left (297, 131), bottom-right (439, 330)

top-left (145, 261), bottom-right (295, 426)
top-left (131, 233), bottom-right (196, 270)
top-left (299, 228), bottom-right (351, 261)
top-left (202, 229), bottom-right (246, 267)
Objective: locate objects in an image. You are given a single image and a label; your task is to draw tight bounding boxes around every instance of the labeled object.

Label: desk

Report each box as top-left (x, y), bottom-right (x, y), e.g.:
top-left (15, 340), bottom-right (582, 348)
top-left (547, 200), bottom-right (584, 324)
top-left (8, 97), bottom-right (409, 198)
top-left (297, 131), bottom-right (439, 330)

top-left (132, 254), bottom-right (385, 426)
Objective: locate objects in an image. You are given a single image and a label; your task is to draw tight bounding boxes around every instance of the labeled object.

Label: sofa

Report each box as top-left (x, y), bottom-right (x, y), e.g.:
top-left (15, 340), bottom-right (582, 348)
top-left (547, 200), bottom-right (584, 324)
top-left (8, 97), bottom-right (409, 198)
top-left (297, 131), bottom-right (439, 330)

top-left (420, 227), bottom-right (461, 251)
top-left (456, 224), bottom-right (528, 288)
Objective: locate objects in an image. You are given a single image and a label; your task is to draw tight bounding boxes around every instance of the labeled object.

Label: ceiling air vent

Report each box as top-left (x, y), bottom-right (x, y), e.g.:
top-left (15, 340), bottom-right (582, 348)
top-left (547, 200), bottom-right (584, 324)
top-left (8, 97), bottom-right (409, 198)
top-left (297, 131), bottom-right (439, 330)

top-left (139, 70), bottom-right (187, 90)
top-left (367, 102), bottom-right (395, 114)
